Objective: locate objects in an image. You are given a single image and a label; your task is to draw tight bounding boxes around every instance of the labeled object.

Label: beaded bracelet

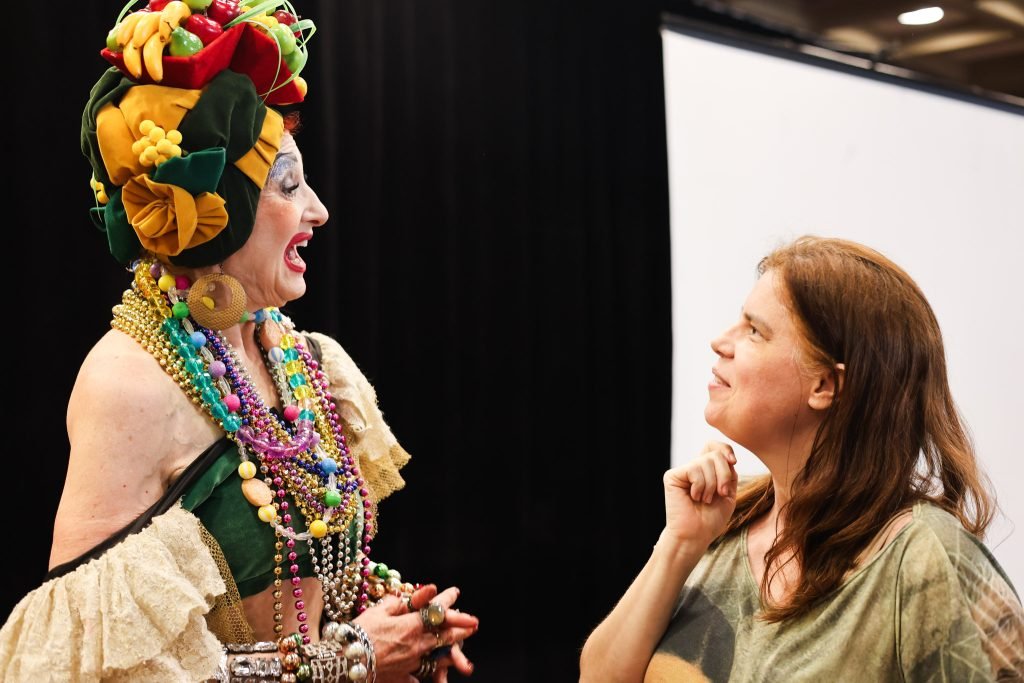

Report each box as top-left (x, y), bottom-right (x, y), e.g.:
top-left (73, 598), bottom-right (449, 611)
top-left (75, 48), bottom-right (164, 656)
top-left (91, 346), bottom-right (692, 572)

top-left (350, 623), bottom-right (377, 683)
top-left (214, 632), bottom-right (374, 683)
top-left (215, 641), bottom-right (283, 681)
top-left (319, 621), bottom-right (374, 681)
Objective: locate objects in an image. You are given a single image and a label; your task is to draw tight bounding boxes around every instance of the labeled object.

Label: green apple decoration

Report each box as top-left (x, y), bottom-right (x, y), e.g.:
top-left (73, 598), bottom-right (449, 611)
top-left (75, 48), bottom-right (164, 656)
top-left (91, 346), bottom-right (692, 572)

top-left (270, 24), bottom-right (297, 55)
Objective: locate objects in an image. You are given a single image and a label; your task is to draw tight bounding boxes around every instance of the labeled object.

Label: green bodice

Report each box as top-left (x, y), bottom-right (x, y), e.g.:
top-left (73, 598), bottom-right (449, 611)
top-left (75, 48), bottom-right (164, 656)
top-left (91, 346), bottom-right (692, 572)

top-left (180, 437), bottom-right (360, 599)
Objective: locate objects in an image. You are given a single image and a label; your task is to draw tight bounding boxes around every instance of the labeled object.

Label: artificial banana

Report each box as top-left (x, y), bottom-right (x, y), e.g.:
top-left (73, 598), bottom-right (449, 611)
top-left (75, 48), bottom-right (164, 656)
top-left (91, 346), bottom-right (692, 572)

top-left (116, 12), bottom-right (145, 47)
top-left (122, 42), bottom-right (143, 78)
top-left (143, 33), bottom-right (169, 82)
top-left (131, 12), bottom-right (163, 48)
top-left (160, 2), bottom-right (193, 30)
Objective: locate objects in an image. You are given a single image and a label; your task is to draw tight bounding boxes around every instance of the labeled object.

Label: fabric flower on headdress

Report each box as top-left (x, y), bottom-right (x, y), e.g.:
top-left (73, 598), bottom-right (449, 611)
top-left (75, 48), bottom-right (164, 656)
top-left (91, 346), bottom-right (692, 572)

top-left (123, 177), bottom-right (226, 256)
top-left (121, 148), bottom-right (229, 257)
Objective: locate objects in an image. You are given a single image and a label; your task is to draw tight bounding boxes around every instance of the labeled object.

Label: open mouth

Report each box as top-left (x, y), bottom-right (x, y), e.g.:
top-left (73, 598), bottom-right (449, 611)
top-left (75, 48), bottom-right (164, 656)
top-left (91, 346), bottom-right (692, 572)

top-left (285, 233), bottom-right (313, 273)
top-left (710, 369), bottom-right (730, 388)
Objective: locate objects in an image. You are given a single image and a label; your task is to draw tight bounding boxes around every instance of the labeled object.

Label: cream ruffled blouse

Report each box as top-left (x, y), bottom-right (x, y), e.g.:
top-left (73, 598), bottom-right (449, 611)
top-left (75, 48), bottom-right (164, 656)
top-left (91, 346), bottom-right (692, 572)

top-left (1, 333), bottom-right (410, 682)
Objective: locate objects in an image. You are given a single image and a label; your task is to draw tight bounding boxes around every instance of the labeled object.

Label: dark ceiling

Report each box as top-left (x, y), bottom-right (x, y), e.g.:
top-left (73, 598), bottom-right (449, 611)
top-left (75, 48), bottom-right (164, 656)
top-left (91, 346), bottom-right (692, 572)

top-left (690, 0), bottom-right (1024, 102)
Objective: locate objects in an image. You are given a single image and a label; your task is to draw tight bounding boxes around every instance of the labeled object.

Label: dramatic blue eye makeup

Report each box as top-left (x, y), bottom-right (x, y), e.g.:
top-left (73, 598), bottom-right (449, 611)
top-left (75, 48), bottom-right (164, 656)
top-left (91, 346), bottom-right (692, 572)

top-left (267, 152), bottom-right (301, 196)
top-left (268, 152), bottom-right (297, 183)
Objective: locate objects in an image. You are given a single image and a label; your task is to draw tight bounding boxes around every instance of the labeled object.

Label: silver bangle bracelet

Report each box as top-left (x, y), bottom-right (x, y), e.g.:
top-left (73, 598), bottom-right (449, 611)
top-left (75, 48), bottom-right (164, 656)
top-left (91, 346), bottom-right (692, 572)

top-left (350, 622), bottom-right (376, 683)
top-left (315, 621), bottom-right (374, 682)
top-left (216, 642), bottom-right (286, 682)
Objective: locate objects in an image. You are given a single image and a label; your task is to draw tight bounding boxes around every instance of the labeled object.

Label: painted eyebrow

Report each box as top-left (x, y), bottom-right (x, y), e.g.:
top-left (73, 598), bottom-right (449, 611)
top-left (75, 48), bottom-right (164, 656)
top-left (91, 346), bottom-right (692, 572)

top-left (743, 310), bottom-right (774, 336)
top-left (268, 152), bottom-right (298, 181)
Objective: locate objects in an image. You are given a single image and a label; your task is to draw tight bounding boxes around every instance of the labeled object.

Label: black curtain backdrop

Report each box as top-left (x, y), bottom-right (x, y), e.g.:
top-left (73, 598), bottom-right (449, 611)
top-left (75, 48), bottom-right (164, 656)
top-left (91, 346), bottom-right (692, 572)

top-left (6, 1), bottom-right (757, 679)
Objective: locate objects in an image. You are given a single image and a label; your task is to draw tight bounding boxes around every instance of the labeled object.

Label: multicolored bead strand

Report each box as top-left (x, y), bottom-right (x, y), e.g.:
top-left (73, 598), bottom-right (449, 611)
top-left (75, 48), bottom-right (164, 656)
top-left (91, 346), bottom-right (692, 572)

top-left (112, 258), bottom-right (378, 645)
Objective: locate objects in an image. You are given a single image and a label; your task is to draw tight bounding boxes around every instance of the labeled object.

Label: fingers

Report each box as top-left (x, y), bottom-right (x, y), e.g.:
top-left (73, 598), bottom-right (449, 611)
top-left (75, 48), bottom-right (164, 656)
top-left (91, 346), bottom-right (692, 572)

top-left (380, 594), bottom-right (408, 616)
top-left (432, 643), bottom-right (474, 682)
top-left (666, 442), bottom-right (738, 504)
top-left (712, 452), bottom-right (737, 498)
top-left (449, 643), bottom-right (474, 675)
top-left (442, 610), bottom-right (479, 629)
top-left (702, 441), bottom-right (736, 465)
top-left (696, 457), bottom-right (717, 504)
top-left (429, 587), bottom-right (480, 628)
top-left (663, 466), bottom-right (692, 491)
top-left (420, 626), bottom-right (476, 654)
top-left (409, 584), bottom-right (439, 611)
top-left (445, 626), bottom-right (478, 645)
top-left (432, 586), bottom-right (460, 609)
top-left (688, 464), bottom-right (706, 501)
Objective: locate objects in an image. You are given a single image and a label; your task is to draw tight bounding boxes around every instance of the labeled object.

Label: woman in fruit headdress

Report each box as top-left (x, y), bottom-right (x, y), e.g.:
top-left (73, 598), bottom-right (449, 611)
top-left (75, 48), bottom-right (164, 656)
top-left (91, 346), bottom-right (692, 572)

top-left (0, 2), bottom-right (478, 681)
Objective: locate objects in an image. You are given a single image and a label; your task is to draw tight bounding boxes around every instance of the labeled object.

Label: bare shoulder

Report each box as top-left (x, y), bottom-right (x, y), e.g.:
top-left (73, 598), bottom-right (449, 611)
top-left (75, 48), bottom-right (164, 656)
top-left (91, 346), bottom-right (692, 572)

top-left (68, 330), bottom-right (178, 429)
top-left (50, 330), bottom-right (215, 568)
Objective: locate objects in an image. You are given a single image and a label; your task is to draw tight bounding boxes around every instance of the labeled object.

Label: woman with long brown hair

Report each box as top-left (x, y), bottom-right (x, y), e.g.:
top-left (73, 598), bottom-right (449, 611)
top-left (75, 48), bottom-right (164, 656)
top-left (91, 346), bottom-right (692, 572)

top-left (580, 236), bottom-right (1022, 681)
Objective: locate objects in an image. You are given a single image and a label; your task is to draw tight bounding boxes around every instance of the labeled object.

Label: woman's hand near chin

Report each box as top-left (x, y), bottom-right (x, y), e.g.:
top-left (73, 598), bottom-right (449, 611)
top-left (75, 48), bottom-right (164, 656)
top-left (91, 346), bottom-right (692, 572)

top-left (579, 442), bottom-right (739, 683)
top-left (662, 441), bottom-right (738, 551)
top-left (353, 584), bottom-right (479, 683)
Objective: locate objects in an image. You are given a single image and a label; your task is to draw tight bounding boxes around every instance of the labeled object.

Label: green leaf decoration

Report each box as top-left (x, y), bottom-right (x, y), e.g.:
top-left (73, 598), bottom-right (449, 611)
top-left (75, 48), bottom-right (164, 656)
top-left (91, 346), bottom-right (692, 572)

top-left (152, 147), bottom-right (228, 195)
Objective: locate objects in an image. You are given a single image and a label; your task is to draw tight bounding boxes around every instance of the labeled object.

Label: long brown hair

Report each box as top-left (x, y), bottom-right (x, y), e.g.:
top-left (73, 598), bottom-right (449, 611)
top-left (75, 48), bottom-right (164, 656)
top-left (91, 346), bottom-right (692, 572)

top-left (725, 236), bottom-right (995, 621)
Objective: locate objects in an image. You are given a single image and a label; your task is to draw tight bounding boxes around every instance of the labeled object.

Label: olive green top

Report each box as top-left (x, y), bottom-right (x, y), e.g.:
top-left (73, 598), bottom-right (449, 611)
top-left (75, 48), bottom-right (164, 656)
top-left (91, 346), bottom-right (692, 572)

top-left (646, 503), bottom-right (1024, 682)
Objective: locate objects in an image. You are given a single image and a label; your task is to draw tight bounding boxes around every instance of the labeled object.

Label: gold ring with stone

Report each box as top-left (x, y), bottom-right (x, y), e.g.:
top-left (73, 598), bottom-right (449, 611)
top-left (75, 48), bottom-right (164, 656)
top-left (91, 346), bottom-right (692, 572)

top-left (420, 602), bottom-right (446, 630)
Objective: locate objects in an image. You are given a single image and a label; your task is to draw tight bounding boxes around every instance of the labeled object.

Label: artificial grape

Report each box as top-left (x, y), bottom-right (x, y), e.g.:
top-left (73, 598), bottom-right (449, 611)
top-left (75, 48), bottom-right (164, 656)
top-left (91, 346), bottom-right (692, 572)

top-left (284, 47), bottom-right (306, 74)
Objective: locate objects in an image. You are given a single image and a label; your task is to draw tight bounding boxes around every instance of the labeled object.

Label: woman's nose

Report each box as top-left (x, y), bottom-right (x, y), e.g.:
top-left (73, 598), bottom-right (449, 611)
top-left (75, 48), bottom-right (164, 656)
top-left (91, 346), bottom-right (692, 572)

top-left (710, 328), bottom-right (732, 357)
top-left (306, 187), bottom-right (329, 228)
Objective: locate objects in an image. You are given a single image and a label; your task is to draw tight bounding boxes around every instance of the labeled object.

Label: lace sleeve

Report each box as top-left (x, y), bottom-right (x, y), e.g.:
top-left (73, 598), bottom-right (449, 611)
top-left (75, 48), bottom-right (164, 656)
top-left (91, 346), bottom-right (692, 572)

top-left (0, 505), bottom-right (225, 682)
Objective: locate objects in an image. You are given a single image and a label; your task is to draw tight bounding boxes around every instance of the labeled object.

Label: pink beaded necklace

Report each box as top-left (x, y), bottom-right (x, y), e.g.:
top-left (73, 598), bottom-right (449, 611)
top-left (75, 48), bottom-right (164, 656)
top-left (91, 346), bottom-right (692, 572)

top-left (129, 259), bottom-right (377, 643)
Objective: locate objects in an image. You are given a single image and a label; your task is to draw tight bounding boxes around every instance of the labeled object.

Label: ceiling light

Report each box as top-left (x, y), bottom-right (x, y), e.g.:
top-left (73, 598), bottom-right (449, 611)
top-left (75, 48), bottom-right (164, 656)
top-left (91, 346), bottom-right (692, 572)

top-left (898, 7), bottom-right (945, 25)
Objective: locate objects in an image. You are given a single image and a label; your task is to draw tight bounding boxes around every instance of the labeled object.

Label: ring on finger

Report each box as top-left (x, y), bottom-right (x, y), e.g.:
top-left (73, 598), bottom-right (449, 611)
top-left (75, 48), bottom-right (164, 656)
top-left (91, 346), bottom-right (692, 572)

top-left (415, 657), bottom-right (437, 680)
top-left (420, 601), bottom-right (446, 630)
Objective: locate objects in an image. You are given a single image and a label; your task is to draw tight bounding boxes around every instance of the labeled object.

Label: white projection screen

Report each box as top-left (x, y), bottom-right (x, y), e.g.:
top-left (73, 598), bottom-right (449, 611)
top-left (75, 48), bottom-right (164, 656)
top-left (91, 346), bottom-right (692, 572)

top-left (662, 22), bottom-right (1024, 587)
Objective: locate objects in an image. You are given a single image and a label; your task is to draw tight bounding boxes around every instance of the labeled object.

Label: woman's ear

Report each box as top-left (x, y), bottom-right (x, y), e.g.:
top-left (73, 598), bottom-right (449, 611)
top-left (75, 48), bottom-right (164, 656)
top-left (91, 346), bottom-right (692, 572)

top-left (808, 363), bottom-right (845, 411)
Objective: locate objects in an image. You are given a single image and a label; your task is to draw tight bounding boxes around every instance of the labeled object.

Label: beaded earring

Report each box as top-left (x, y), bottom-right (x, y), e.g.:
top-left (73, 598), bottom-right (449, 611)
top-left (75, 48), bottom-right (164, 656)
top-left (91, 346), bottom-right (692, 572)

top-left (186, 271), bottom-right (249, 330)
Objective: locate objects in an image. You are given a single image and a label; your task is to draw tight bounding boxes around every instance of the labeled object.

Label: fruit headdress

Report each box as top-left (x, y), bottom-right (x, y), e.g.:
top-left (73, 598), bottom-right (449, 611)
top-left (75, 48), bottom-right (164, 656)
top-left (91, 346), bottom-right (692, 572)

top-left (82, 0), bottom-right (316, 267)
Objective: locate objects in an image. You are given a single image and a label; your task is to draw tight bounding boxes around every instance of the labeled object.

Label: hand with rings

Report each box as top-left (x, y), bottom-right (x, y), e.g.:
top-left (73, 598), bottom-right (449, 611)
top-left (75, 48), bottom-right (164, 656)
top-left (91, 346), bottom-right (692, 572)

top-left (352, 583), bottom-right (479, 682)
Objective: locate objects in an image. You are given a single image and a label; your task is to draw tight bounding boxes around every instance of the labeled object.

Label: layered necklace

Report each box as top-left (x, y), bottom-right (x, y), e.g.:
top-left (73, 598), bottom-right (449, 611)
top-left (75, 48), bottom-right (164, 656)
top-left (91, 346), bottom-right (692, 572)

top-left (112, 258), bottom-right (376, 646)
